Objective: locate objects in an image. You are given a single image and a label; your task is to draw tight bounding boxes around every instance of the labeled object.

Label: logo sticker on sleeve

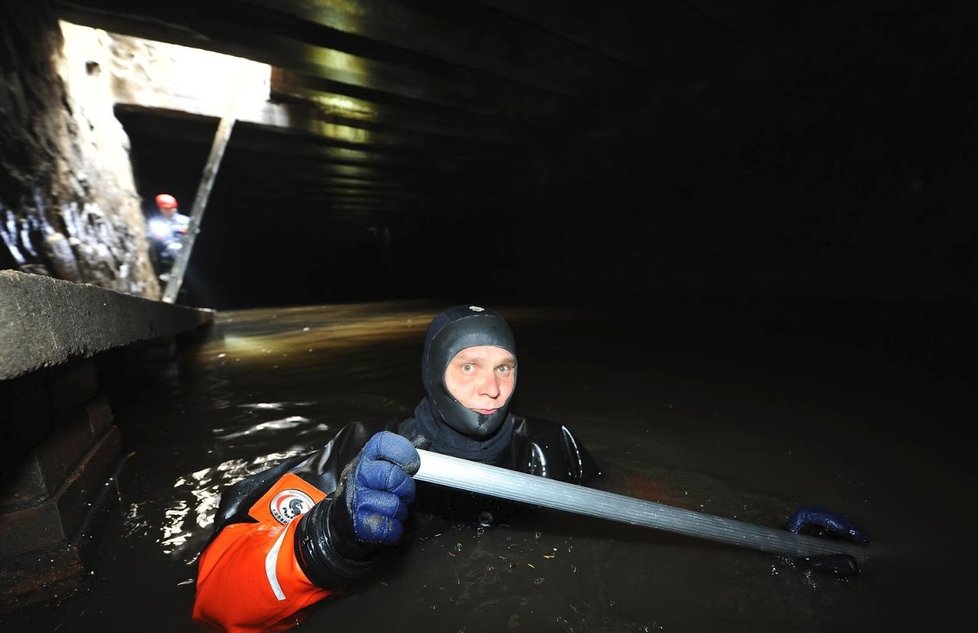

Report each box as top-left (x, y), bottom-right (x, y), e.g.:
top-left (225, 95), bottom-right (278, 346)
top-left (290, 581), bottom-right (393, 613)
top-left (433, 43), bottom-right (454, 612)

top-left (269, 489), bottom-right (315, 524)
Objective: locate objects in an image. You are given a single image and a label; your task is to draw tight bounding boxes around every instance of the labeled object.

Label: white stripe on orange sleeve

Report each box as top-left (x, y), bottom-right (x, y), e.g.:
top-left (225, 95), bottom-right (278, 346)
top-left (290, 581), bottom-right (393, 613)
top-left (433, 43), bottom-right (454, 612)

top-left (264, 523), bottom-right (291, 601)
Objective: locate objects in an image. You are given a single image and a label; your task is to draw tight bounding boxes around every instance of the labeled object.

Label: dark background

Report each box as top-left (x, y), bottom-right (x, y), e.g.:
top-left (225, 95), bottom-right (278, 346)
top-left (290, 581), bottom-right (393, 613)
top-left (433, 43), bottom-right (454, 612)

top-left (64, 0), bottom-right (978, 377)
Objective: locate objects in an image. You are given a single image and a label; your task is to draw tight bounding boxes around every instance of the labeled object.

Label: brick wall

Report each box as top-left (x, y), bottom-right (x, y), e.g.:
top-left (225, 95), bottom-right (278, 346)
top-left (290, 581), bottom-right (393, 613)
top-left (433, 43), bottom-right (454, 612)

top-left (0, 359), bottom-right (128, 611)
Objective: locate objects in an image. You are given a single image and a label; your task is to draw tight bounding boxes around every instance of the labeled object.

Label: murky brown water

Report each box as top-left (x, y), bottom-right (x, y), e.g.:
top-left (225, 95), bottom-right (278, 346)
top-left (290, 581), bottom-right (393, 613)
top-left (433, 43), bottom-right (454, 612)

top-left (3, 300), bottom-right (975, 632)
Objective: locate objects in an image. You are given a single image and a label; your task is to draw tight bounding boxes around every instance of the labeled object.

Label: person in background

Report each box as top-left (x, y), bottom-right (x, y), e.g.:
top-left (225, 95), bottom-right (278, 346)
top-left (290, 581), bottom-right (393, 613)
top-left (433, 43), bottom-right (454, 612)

top-left (191, 305), bottom-right (869, 633)
top-left (147, 192), bottom-right (190, 284)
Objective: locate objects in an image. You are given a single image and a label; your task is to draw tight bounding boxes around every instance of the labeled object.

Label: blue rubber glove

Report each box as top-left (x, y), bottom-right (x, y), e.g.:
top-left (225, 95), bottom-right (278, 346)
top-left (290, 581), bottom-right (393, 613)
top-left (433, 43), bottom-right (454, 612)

top-left (342, 431), bottom-right (420, 545)
top-left (786, 505), bottom-right (870, 544)
top-left (786, 505), bottom-right (869, 576)
top-left (295, 431), bottom-right (421, 585)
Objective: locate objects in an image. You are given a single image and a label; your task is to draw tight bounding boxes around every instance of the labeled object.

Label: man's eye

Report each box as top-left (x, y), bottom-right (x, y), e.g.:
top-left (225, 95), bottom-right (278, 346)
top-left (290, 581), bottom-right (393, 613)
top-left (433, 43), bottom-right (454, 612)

top-left (461, 363), bottom-right (474, 372)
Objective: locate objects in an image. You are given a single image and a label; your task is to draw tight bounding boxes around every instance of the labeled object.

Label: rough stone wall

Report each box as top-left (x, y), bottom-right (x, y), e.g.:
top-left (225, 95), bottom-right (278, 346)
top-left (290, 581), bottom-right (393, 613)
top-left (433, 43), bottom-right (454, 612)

top-left (0, 0), bottom-right (160, 299)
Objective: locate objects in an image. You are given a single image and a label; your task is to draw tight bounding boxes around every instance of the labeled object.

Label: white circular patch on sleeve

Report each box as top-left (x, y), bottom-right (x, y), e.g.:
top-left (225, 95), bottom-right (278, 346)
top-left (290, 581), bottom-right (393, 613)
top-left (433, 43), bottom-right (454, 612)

top-left (270, 489), bottom-right (315, 524)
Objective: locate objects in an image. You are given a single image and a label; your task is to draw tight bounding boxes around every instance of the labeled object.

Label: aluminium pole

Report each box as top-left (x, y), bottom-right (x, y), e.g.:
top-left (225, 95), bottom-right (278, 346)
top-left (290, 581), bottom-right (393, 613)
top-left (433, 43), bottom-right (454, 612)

top-left (162, 111), bottom-right (236, 304)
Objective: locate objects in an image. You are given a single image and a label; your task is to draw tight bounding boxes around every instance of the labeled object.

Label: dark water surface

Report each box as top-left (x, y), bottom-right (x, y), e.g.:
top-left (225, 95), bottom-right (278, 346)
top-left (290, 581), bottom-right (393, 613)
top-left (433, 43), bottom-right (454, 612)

top-left (3, 300), bottom-right (975, 632)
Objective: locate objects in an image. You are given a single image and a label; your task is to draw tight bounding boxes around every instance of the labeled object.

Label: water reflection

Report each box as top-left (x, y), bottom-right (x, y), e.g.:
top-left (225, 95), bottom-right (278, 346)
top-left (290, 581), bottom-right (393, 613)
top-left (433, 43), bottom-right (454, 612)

top-left (215, 413), bottom-right (321, 440)
top-left (154, 450), bottom-right (312, 560)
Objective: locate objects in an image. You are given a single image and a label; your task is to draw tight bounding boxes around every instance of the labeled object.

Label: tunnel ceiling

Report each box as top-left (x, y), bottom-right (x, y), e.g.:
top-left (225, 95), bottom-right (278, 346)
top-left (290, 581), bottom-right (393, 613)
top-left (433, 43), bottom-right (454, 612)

top-left (56, 0), bottom-right (930, 230)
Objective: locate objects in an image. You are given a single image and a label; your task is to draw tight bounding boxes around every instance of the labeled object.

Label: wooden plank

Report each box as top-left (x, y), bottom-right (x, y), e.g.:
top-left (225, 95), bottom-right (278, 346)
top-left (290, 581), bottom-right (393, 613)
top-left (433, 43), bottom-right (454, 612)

top-left (57, 0), bottom-right (598, 128)
top-left (116, 105), bottom-right (508, 170)
top-left (239, 0), bottom-right (653, 101)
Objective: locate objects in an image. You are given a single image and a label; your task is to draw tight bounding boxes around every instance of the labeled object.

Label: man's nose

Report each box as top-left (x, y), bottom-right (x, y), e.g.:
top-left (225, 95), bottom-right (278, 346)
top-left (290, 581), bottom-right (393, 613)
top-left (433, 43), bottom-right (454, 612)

top-left (478, 372), bottom-right (500, 398)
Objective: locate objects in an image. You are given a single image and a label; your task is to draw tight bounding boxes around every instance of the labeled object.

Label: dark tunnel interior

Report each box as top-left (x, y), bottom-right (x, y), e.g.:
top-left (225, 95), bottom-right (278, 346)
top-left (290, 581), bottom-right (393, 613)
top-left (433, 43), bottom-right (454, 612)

top-left (56, 1), bottom-right (978, 376)
top-left (2, 4), bottom-right (978, 628)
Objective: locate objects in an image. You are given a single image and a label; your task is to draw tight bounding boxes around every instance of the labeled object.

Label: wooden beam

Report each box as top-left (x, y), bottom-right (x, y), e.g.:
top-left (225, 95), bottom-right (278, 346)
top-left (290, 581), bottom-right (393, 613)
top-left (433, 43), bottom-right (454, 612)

top-left (58, 0), bottom-right (600, 129)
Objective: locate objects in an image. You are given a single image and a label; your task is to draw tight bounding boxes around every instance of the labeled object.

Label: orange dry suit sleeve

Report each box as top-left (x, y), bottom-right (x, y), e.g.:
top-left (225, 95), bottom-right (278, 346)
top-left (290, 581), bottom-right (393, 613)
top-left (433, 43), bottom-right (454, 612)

top-left (192, 473), bottom-right (329, 633)
top-left (192, 422), bottom-right (379, 633)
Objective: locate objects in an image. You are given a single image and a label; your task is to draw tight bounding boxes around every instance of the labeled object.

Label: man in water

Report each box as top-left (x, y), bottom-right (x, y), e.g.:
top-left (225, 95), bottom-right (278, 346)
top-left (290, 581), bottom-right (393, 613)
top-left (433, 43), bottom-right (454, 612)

top-left (191, 305), bottom-right (867, 633)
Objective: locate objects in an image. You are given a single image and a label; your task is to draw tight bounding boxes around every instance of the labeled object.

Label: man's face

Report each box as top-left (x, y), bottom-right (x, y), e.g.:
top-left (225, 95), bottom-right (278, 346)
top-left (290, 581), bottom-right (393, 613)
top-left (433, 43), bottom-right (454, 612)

top-left (159, 206), bottom-right (175, 218)
top-left (444, 345), bottom-right (516, 415)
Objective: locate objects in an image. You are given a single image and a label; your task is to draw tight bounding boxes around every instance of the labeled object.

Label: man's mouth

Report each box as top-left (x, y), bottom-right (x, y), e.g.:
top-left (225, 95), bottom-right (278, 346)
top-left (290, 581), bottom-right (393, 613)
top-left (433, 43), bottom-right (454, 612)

top-left (474, 408), bottom-right (497, 415)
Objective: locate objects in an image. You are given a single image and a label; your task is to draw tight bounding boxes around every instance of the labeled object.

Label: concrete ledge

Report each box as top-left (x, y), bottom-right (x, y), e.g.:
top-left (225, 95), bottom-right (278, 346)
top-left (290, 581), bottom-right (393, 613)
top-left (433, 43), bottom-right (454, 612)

top-left (0, 270), bottom-right (214, 380)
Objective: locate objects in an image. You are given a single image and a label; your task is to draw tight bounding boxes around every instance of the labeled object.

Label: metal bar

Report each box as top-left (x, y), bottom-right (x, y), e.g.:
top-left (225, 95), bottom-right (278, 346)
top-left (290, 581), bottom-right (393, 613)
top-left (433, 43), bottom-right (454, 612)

top-left (161, 112), bottom-right (236, 303)
top-left (415, 449), bottom-right (869, 563)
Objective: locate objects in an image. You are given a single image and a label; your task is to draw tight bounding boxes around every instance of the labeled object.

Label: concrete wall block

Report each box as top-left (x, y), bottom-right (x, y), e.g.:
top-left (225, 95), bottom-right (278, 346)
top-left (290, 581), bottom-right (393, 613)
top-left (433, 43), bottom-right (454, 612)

top-left (1, 372), bottom-right (115, 509)
top-left (0, 453), bottom-right (125, 613)
top-left (53, 426), bottom-right (122, 542)
top-left (0, 455), bottom-right (48, 509)
top-left (0, 499), bottom-right (69, 556)
top-left (0, 375), bottom-right (55, 508)
top-left (33, 409), bottom-right (102, 494)
top-left (2, 401), bottom-right (109, 508)
top-left (47, 361), bottom-right (99, 415)
top-left (86, 394), bottom-right (114, 435)
top-left (0, 375), bottom-right (54, 450)
top-left (0, 427), bottom-right (121, 559)
top-left (0, 544), bottom-right (86, 613)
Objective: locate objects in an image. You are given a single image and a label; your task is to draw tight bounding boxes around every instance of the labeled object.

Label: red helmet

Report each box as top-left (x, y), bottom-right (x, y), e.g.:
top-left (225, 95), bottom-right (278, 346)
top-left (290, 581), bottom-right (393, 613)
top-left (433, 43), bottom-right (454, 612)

top-left (155, 193), bottom-right (178, 209)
